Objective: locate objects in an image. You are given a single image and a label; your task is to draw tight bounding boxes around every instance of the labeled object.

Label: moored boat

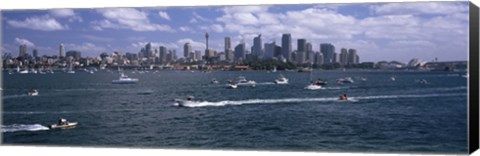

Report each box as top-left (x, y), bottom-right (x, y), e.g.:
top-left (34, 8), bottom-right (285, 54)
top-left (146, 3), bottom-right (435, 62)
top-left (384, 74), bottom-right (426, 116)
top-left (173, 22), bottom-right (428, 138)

top-left (112, 73), bottom-right (139, 84)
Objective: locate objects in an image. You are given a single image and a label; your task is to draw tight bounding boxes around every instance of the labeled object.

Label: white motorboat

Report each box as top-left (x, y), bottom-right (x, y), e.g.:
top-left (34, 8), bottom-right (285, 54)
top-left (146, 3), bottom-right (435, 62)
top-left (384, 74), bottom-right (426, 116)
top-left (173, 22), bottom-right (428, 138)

top-left (211, 79), bottom-right (219, 84)
top-left (337, 77), bottom-right (354, 84)
top-left (274, 75), bottom-right (288, 84)
top-left (390, 76), bottom-right (396, 81)
top-left (27, 89), bottom-right (39, 96)
top-left (18, 69), bottom-right (29, 74)
top-left (49, 122), bottom-right (78, 129)
top-left (112, 73), bottom-right (139, 84)
top-left (236, 76), bottom-right (256, 86)
top-left (305, 83), bottom-right (324, 90)
top-left (226, 81), bottom-right (238, 89)
top-left (173, 96), bottom-right (195, 107)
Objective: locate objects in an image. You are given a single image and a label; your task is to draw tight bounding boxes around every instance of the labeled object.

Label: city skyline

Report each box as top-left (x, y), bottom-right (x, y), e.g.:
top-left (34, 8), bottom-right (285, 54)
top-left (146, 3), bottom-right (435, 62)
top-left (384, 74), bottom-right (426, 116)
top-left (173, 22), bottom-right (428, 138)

top-left (1, 2), bottom-right (469, 63)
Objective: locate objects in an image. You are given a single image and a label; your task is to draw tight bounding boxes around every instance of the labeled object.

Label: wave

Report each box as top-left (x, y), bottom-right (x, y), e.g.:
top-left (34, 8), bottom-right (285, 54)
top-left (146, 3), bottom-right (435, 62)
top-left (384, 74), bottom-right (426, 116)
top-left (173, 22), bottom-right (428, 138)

top-left (174, 93), bottom-right (466, 108)
top-left (3, 94), bottom-right (28, 99)
top-left (2, 124), bottom-right (49, 133)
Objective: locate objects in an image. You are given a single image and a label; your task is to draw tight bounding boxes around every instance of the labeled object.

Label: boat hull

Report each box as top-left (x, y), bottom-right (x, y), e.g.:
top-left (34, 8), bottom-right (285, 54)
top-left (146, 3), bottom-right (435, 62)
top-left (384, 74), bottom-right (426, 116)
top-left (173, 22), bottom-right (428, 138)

top-left (49, 122), bottom-right (78, 129)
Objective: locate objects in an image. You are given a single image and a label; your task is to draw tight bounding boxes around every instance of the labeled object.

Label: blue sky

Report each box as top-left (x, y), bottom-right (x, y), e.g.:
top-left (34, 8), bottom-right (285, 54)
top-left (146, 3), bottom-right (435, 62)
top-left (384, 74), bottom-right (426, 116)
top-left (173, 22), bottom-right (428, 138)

top-left (1, 1), bottom-right (469, 63)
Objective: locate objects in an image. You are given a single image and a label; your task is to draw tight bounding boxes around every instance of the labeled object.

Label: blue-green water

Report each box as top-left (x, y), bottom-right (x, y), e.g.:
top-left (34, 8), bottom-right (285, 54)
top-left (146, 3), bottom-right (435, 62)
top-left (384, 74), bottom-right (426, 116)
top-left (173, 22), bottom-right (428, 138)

top-left (2, 70), bottom-right (468, 153)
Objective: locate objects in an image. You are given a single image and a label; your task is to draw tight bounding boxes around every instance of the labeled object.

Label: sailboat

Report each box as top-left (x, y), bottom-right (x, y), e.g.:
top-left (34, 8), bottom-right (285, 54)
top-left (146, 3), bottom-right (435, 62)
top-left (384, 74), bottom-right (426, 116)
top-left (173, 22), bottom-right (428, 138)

top-left (66, 64), bottom-right (75, 74)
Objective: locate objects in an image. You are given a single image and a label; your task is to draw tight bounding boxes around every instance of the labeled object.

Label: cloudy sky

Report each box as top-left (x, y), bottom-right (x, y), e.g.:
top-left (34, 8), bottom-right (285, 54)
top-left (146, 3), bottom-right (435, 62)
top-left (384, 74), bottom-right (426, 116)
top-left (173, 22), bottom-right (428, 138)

top-left (1, 1), bottom-right (469, 63)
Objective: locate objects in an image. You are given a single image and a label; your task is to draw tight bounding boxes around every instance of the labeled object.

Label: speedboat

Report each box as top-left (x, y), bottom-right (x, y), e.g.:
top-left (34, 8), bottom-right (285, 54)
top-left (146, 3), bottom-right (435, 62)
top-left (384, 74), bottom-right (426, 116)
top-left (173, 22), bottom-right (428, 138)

top-left (390, 76), bottom-right (396, 81)
top-left (226, 81), bottom-right (238, 89)
top-left (236, 76), bottom-right (256, 86)
top-left (27, 89), bottom-right (39, 96)
top-left (173, 96), bottom-right (195, 107)
top-left (211, 79), bottom-right (219, 84)
top-left (305, 83), bottom-right (324, 90)
top-left (112, 73), bottom-right (139, 84)
top-left (274, 75), bottom-right (288, 84)
top-left (416, 79), bottom-right (428, 84)
top-left (313, 79), bottom-right (328, 85)
top-left (49, 122), bottom-right (78, 129)
top-left (337, 77), bottom-right (354, 84)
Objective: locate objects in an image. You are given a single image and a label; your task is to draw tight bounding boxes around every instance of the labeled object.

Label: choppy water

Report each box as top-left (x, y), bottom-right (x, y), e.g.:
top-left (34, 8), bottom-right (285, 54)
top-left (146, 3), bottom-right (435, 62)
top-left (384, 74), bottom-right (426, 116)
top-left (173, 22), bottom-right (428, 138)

top-left (1, 70), bottom-right (468, 153)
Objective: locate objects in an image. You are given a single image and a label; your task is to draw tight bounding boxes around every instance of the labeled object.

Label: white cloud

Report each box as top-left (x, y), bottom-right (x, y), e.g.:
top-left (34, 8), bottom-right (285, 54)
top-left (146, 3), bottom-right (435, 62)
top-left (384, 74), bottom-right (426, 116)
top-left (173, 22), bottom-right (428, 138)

top-left (158, 11), bottom-right (171, 20)
top-left (7, 16), bottom-right (68, 31)
top-left (93, 8), bottom-right (174, 32)
top-left (200, 24), bottom-right (224, 33)
top-left (50, 9), bottom-right (83, 22)
top-left (191, 12), bottom-right (210, 23)
top-left (82, 35), bottom-right (114, 42)
top-left (14, 38), bottom-right (35, 47)
top-left (177, 38), bottom-right (206, 50)
top-left (372, 2), bottom-right (468, 15)
top-left (189, 18), bottom-right (198, 23)
top-left (179, 26), bottom-right (195, 33)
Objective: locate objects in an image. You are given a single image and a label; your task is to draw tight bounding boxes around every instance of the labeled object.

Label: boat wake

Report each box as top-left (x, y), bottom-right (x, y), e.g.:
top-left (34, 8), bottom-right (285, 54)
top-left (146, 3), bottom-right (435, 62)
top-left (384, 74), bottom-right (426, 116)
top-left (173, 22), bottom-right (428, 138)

top-left (3, 94), bottom-right (28, 99)
top-left (2, 124), bottom-right (49, 133)
top-left (174, 93), bottom-right (466, 108)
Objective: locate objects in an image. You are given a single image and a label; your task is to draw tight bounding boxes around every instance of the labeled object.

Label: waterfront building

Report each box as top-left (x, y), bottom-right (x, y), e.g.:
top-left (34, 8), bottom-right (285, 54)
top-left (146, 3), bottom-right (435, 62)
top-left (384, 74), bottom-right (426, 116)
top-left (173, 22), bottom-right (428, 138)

top-left (348, 49), bottom-right (359, 65)
top-left (234, 42), bottom-right (246, 62)
top-left (59, 43), bottom-right (65, 58)
top-left (320, 43), bottom-right (335, 64)
top-left (19, 44), bottom-right (27, 58)
top-left (281, 33), bottom-right (292, 62)
top-left (252, 34), bottom-right (263, 59)
top-left (340, 48), bottom-right (348, 65)
top-left (184, 42), bottom-right (191, 58)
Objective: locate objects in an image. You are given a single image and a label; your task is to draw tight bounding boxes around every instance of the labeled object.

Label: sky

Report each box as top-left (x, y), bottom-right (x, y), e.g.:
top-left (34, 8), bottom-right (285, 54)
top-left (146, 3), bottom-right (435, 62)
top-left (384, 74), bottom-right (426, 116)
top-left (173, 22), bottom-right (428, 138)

top-left (1, 1), bottom-right (470, 63)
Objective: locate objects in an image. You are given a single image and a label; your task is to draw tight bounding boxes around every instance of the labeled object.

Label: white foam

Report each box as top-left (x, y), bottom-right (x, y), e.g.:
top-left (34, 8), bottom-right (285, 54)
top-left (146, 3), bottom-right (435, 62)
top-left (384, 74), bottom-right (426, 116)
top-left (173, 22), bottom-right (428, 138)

top-left (2, 124), bottom-right (49, 133)
top-left (175, 93), bottom-right (466, 108)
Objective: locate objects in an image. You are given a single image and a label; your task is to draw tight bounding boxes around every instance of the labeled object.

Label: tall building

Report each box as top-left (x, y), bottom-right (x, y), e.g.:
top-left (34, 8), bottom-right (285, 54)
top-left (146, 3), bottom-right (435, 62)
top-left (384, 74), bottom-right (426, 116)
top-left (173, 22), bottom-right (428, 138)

top-left (145, 43), bottom-right (152, 58)
top-left (184, 42), bottom-right (191, 58)
top-left (66, 50), bottom-right (81, 59)
top-left (264, 41), bottom-right (276, 60)
top-left (252, 34), bottom-right (263, 59)
top-left (234, 42), bottom-right (246, 61)
top-left (224, 37), bottom-right (231, 52)
top-left (340, 48), bottom-right (348, 65)
top-left (315, 52), bottom-right (324, 65)
top-left (159, 46), bottom-right (167, 64)
top-left (281, 33), bottom-right (292, 62)
top-left (333, 52), bottom-right (340, 63)
top-left (32, 49), bottom-right (38, 58)
top-left (194, 50), bottom-right (202, 61)
top-left (320, 43), bottom-right (335, 64)
top-left (59, 43), bottom-right (65, 58)
top-left (348, 49), bottom-right (358, 65)
top-left (297, 39), bottom-right (307, 52)
top-left (205, 32), bottom-right (209, 50)
top-left (19, 44), bottom-right (27, 58)
top-left (306, 42), bottom-right (313, 61)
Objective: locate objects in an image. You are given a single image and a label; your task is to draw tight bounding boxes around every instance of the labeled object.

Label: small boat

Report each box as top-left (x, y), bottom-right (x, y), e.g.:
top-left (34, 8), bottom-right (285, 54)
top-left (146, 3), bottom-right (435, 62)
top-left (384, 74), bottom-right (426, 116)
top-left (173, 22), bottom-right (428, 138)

top-left (337, 77), bottom-right (354, 84)
top-left (313, 79), bottom-right (328, 85)
top-left (390, 76), bottom-right (396, 81)
top-left (360, 77), bottom-right (367, 81)
top-left (226, 81), bottom-right (238, 89)
top-left (18, 69), bottom-right (29, 74)
top-left (112, 73), bottom-right (139, 84)
top-left (27, 89), bottom-right (39, 96)
top-left (49, 122), bottom-right (78, 129)
top-left (173, 96), bottom-right (195, 107)
top-left (274, 74), bottom-right (288, 84)
top-left (211, 79), bottom-right (219, 84)
top-left (305, 83), bottom-right (324, 90)
top-left (416, 79), bottom-right (428, 84)
top-left (236, 76), bottom-right (256, 86)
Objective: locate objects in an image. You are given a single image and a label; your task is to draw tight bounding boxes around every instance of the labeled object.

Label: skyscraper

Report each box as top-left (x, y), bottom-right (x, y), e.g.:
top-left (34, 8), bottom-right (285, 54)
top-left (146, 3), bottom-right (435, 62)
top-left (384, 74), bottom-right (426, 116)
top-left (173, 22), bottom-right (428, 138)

top-left (159, 46), bottom-right (167, 64)
top-left (19, 44), bottom-right (27, 58)
top-left (252, 34), bottom-right (263, 59)
top-left (297, 39), bottom-right (307, 52)
top-left (224, 37), bottom-right (231, 52)
top-left (184, 42), bottom-right (191, 58)
top-left (348, 49), bottom-right (358, 65)
top-left (145, 43), bottom-right (152, 58)
top-left (194, 50), bottom-right (202, 61)
top-left (281, 33), bottom-right (292, 62)
top-left (205, 32), bottom-right (209, 50)
top-left (32, 49), bottom-right (38, 58)
top-left (264, 41), bottom-right (276, 60)
top-left (320, 43), bottom-right (335, 64)
top-left (59, 43), bottom-right (65, 58)
top-left (340, 48), bottom-right (348, 65)
top-left (234, 42), bottom-right (246, 62)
